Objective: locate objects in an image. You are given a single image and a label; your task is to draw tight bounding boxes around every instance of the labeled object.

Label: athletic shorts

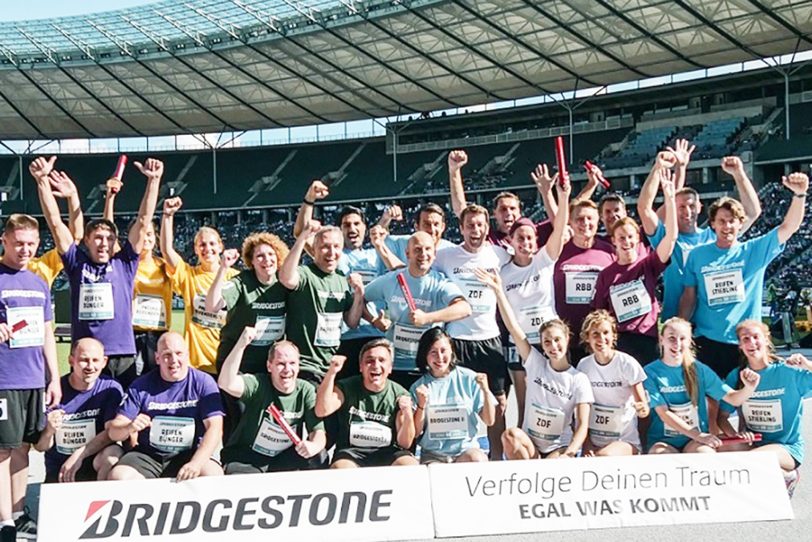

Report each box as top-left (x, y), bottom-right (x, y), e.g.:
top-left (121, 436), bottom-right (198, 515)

top-left (616, 332), bottom-right (659, 367)
top-left (116, 449), bottom-right (207, 479)
top-left (452, 337), bottom-right (507, 395)
top-left (332, 446), bottom-right (414, 467)
top-left (0, 388), bottom-right (45, 449)
top-left (694, 336), bottom-right (740, 378)
top-left (504, 345), bottom-right (526, 373)
top-left (45, 455), bottom-right (98, 483)
top-left (222, 445), bottom-right (328, 474)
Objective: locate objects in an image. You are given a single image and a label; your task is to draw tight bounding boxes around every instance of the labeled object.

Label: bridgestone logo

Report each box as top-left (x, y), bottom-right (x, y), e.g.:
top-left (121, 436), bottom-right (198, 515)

top-left (80, 491), bottom-right (394, 538)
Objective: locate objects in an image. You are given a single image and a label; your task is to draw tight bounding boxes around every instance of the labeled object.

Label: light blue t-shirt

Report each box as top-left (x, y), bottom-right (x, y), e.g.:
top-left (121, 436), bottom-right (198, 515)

top-left (644, 359), bottom-right (731, 450)
top-left (409, 367), bottom-right (486, 456)
top-left (648, 221), bottom-right (716, 320)
top-left (384, 235), bottom-right (454, 264)
top-left (364, 268), bottom-right (464, 371)
top-left (683, 228), bottom-right (784, 344)
top-left (338, 247), bottom-right (388, 341)
top-left (722, 363), bottom-right (812, 464)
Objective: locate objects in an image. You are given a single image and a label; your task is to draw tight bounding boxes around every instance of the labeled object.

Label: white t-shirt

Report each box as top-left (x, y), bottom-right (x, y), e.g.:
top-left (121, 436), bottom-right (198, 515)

top-left (500, 249), bottom-right (557, 346)
top-left (522, 348), bottom-right (594, 454)
top-left (577, 352), bottom-right (646, 449)
top-left (434, 244), bottom-right (509, 340)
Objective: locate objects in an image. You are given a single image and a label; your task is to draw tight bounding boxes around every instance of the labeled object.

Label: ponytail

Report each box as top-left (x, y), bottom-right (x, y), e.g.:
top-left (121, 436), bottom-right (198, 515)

top-left (662, 317), bottom-right (699, 406)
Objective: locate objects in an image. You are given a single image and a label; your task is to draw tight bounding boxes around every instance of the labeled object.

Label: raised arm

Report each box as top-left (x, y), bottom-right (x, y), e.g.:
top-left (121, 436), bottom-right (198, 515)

top-left (667, 139), bottom-right (695, 193)
top-left (543, 175), bottom-right (571, 260)
top-left (279, 220), bottom-right (321, 290)
top-left (777, 173), bottom-right (808, 244)
top-left (103, 179), bottom-right (121, 223)
top-left (369, 225), bottom-right (405, 270)
top-left (159, 197), bottom-right (183, 271)
top-left (448, 150), bottom-right (468, 219)
top-left (395, 395), bottom-right (416, 449)
top-left (655, 170), bottom-right (678, 264)
top-left (48, 170), bottom-right (84, 241)
top-left (343, 273), bottom-right (366, 329)
top-left (637, 152), bottom-right (674, 236)
top-left (377, 205), bottom-right (403, 229)
top-left (314, 355), bottom-right (346, 417)
top-left (206, 249), bottom-right (239, 313)
top-left (575, 167), bottom-right (600, 202)
top-left (531, 164), bottom-right (558, 220)
top-left (30, 158), bottom-right (73, 255)
top-left (218, 327), bottom-right (255, 398)
top-left (475, 373), bottom-right (496, 427)
top-left (721, 156), bottom-right (762, 234)
top-left (128, 159), bottom-right (163, 254)
top-left (475, 269), bottom-right (531, 360)
top-left (292, 180), bottom-right (329, 242)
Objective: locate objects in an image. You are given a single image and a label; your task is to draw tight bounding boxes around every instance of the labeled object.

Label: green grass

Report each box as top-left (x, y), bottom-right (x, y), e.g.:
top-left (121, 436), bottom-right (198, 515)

top-left (57, 309), bottom-right (187, 376)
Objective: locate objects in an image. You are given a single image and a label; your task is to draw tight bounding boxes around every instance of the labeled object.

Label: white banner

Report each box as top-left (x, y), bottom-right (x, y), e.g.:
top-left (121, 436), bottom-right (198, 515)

top-left (428, 452), bottom-right (793, 537)
top-left (39, 465), bottom-right (433, 542)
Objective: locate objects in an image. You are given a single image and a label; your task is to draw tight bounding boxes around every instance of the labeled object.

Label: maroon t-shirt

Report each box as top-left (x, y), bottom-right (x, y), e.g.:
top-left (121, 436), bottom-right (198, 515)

top-left (592, 251), bottom-right (667, 337)
top-left (553, 238), bottom-right (615, 334)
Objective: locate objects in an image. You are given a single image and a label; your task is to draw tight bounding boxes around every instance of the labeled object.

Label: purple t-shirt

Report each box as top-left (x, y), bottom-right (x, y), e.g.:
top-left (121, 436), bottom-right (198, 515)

top-left (592, 251), bottom-right (667, 337)
top-left (118, 367), bottom-right (224, 459)
top-left (553, 239), bottom-right (615, 334)
top-left (62, 242), bottom-right (139, 356)
top-left (44, 375), bottom-right (123, 477)
top-left (0, 264), bottom-right (53, 390)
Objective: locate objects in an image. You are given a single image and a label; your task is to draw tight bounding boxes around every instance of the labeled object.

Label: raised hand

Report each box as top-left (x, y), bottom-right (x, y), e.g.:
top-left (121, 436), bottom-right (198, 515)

top-left (348, 273), bottom-right (364, 297)
top-left (369, 225), bottom-right (388, 249)
top-left (721, 156), bottom-right (745, 177)
top-left (555, 172), bottom-right (572, 198)
top-left (305, 180), bottom-right (329, 202)
top-left (474, 372), bottom-right (489, 391)
top-left (739, 368), bottom-right (761, 390)
top-left (163, 197), bottom-right (183, 217)
top-left (415, 384), bottom-right (429, 409)
top-left (134, 158), bottom-right (164, 183)
top-left (327, 355), bottom-right (347, 376)
top-left (238, 326), bottom-right (257, 346)
top-left (474, 267), bottom-right (502, 291)
top-left (660, 168), bottom-right (675, 199)
top-left (300, 219), bottom-right (322, 239)
top-left (448, 149), bottom-right (468, 172)
top-left (49, 171), bottom-right (78, 199)
top-left (530, 164), bottom-right (554, 193)
top-left (221, 248), bottom-right (240, 268)
top-left (655, 151), bottom-right (676, 170)
top-left (383, 205), bottom-right (403, 223)
top-left (782, 172), bottom-right (809, 196)
top-left (666, 139), bottom-right (695, 168)
top-left (397, 394), bottom-right (413, 413)
top-left (29, 156), bottom-right (57, 183)
top-left (105, 178), bottom-right (123, 195)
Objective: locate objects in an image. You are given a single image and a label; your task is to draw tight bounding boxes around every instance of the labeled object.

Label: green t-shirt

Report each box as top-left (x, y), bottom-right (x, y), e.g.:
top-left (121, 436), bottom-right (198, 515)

top-left (216, 270), bottom-right (288, 374)
top-left (221, 374), bottom-right (323, 465)
top-left (285, 264), bottom-right (353, 377)
top-left (336, 375), bottom-right (408, 451)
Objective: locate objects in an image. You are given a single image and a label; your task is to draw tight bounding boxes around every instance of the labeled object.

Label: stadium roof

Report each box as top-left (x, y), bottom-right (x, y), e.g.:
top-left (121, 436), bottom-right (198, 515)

top-left (0, 0), bottom-right (810, 140)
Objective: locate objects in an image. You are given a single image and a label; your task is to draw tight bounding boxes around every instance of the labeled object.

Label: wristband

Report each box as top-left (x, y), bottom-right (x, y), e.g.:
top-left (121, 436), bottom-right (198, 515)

top-left (303, 199), bottom-right (315, 206)
top-left (793, 192), bottom-right (806, 199)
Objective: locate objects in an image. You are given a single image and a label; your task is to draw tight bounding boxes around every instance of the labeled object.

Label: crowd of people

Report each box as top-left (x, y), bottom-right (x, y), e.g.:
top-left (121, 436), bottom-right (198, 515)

top-left (0, 141), bottom-right (809, 541)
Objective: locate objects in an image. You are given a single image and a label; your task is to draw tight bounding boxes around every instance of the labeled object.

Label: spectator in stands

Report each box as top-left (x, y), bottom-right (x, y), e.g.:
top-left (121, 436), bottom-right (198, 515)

top-left (32, 157), bottom-right (162, 388)
top-left (160, 197), bottom-right (238, 375)
top-left (108, 332), bottom-right (224, 481)
top-left (680, 172), bottom-right (809, 378)
top-left (379, 202), bottom-right (455, 262)
top-left (315, 341), bottom-right (418, 468)
top-left (218, 330), bottom-right (327, 474)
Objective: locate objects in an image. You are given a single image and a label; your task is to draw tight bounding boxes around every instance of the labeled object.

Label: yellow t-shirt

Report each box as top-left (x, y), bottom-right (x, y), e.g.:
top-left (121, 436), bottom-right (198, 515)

top-left (133, 256), bottom-right (173, 332)
top-left (27, 248), bottom-right (63, 288)
top-left (170, 260), bottom-right (238, 373)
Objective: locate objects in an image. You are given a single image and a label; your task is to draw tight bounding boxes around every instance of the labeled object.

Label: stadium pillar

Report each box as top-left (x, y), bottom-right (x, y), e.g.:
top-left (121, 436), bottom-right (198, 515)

top-left (212, 147), bottom-right (218, 194)
top-left (392, 129), bottom-right (398, 184)
top-left (784, 71), bottom-right (790, 141)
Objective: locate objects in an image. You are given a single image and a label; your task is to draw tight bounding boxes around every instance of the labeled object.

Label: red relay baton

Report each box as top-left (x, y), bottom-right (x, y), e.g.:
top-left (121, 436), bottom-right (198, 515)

top-left (112, 155), bottom-right (127, 181)
top-left (11, 320), bottom-right (27, 333)
top-left (584, 160), bottom-right (611, 189)
top-left (397, 273), bottom-right (417, 312)
top-left (554, 136), bottom-right (569, 187)
top-left (720, 433), bottom-right (762, 445)
top-left (266, 403), bottom-right (302, 446)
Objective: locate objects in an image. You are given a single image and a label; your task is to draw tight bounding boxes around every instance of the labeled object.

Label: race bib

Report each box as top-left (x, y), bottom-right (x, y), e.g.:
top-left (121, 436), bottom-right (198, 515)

top-left (461, 278), bottom-right (495, 315)
top-left (253, 316), bottom-right (286, 347)
top-left (0, 398), bottom-right (6, 421)
top-left (527, 403), bottom-right (566, 442)
top-left (393, 323), bottom-right (424, 358)
top-left (703, 269), bottom-right (745, 306)
top-left (132, 294), bottom-right (166, 329)
top-left (664, 402), bottom-right (699, 437)
top-left (588, 404), bottom-right (624, 439)
top-left (78, 283), bottom-right (114, 320)
top-left (191, 294), bottom-right (226, 330)
top-left (742, 399), bottom-right (783, 433)
top-left (149, 416), bottom-right (195, 453)
top-left (516, 306), bottom-right (554, 343)
top-left (427, 405), bottom-right (468, 440)
top-left (564, 271), bottom-right (598, 304)
top-left (349, 420), bottom-right (391, 448)
top-left (609, 279), bottom-right (652, 323)
top-left (252, 416), bottom-right (294, 457)
top-left (55, 418), bottom-right (96, 454)
top-left (314, 312), bottom-right (342, 347)
top-left (7, 306), bottom-right (45, 348)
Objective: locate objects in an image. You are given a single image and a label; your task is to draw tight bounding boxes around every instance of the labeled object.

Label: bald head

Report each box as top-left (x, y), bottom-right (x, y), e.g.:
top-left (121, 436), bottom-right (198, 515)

top-left (406, 231), bottom-right (435, 275)
top-left (156, 331), bottom-right (190, 382)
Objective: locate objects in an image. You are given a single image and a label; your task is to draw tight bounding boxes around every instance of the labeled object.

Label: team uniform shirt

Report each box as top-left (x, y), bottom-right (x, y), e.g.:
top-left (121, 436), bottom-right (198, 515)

top-left (522, 348), bottom-right (594, 454)
top-left (0, 265), bottom-right (53, 389)
top-left (644, 359), bottom-right (730, 450)
top-left (385, 235), bottom-right (454, 264)
top-left (592, 251), bottom-right (667, 337)
top-left (284, 264), bottom-right (354, 378)
top-left (364, 269), bottom-right (464, 371)
top-left (132, 256), bottom-right (173, 332)
top-left (169, 260), bottom-right (239, 373)
top-left (409, 367), bottom-right (489, 457)
top-left (216, 270), bottom-right (288, 374)
top-left (27, 248), bottom-right (63, 288)
top-left (337, 247), bottom-right (386, 342)
top-left (434, 244), bottom-right (509, 340)
top-left (63, 242), bottom-right (139, 356)
top-left (500, 250), bottom-right (557, 364)
top-left (577, 352), bottom-right (646, 449)
top-left (648, 221), bottom-right (716, 319)
top-left (221, 375), bottom-right (324, 464)
top-left (44, 375), bottom-right (123, 477)
top-left (336, 376), bottom-right (408, 451)
top-left (553, 239), bottom-right (615, 335)
top-left (683, 228), bottom-right (784, 344)
top-left (118, 368), bottom-right (224, 459)
top-left (722, 363), bottom-right (812, 464)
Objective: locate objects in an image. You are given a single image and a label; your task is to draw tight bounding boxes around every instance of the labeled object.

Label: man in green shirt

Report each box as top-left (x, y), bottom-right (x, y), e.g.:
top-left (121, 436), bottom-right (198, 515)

top-left (315, 338), bottom-right (418, 468)
top-left (218, 327), bottom-right (327, 474)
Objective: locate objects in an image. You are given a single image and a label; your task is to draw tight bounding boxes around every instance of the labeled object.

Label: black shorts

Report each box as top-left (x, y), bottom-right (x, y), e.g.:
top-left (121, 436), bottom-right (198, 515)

top-left (332, 446), bottom-right (413, 467)
top-left (452, 337), bottom-right (506, 395)
top-left (44, 455), bottom-right (98, 483)
top-left (116, 449), bottom-right (202, 479)
top-left (0, 388), bottom-right (45, 449)
top-left (223, 445), bottom-right (328, 474)
top-left (504, 345), bottom-right (526, 373)
top-left (103, 354), bottom-right (139, 389)
top-left (134, 330), bottom-right (162, 375)
top-left (616, 332), bottom-right (659, 367)
top-left (694, 336), bottom-right (741, 378)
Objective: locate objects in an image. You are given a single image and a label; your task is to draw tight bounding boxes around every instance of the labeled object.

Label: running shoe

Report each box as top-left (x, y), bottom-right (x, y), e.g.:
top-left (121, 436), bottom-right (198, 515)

top-left (14, 511), bottom-right (36, 539)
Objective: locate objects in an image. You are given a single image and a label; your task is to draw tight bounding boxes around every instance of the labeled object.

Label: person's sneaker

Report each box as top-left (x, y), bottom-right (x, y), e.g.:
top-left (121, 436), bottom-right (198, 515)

top-left (784, 468), bottom-right (800, 498)
top-left (14, 511), bottom-right (37, 539)
top-left (0, 525), bottom-right (16, 542)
